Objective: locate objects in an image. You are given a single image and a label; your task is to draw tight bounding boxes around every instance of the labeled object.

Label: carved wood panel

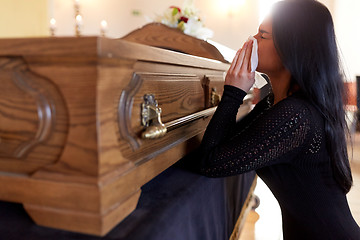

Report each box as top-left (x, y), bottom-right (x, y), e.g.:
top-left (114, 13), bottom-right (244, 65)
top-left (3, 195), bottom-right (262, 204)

top-left (117, 72), bottom-right (209, 163)
top-left (0, 57), bottom-right (68, 174)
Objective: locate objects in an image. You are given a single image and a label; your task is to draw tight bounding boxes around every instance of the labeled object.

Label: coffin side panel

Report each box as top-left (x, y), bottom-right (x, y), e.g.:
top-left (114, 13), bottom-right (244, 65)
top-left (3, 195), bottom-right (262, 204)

top-left (0, 57), bottom-right (68, 174)
top-left (25, 58), bottom-right (101, 179)
top-left (116, 69), bottom-right (216, 165)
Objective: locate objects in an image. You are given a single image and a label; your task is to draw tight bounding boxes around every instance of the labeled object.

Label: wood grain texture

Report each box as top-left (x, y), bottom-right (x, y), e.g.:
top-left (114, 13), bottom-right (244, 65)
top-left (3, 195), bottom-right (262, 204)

top-left (0, 36), bottom-right (254, 236)
top-left (118, 72), bottom-right (204, 149)
top-left (122, 23), bottom-right (227, 63)
top-left (27, 62), bottom-right (100, 178)
top-left (0, 37), bottom-right (98, 57)
top-left (98, 37), bottom-right (229, 71)
top-left (0, 57), bottom-right (68, 174)
top-left (24, 190), bottom-right (141, 236)
top-left (0, 173), bottom-right (99, 212)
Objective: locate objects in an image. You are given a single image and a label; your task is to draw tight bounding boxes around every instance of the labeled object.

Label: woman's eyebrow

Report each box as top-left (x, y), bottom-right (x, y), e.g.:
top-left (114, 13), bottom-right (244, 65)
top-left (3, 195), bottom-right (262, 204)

top-left (260, 29), bottom-right (271, 34)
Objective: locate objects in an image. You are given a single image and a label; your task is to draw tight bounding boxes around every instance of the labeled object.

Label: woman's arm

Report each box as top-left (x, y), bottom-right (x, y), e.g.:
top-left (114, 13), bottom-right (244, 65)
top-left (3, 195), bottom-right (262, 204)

top-left (200, 39), bottom-right (256, 151)
top-left (197, 89), bottom-right (310, 177)
top-left (187, 38), bottom-right (310, 177)
top-left (201, 85), bottom-right (247, 150)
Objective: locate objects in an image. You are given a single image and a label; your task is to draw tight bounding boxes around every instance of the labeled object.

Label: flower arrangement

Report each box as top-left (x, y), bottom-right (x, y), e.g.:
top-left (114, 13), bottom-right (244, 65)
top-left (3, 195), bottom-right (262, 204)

top-left (155, 3), bottom-right (214, 40)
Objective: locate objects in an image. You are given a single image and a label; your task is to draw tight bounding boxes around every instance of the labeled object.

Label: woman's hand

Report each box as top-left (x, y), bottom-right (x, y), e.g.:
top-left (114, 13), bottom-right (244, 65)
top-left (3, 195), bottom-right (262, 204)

top-left (225, 40), bottom-right (255, 93)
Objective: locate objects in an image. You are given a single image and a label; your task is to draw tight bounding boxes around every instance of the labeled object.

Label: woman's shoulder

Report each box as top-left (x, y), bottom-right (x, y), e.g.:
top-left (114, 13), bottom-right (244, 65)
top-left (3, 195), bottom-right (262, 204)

top-left (250, 91), bottom-right (323, 127)
top-left (279, 91), bottom-right (309, 108)
top-left (274, 91), bottom-right (323, 123)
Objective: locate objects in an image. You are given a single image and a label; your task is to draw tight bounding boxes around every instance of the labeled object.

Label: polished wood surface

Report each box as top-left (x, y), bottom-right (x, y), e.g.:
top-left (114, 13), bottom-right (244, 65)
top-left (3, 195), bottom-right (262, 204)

top-left (122, 22), bottom-right (227, 63)
top-left (0, 36), bottom-right (253, 236)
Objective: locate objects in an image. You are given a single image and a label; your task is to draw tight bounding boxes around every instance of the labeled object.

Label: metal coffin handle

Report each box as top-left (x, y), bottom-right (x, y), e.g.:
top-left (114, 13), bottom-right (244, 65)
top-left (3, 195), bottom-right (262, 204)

top-left (141, 94), bottom-right (217, 139)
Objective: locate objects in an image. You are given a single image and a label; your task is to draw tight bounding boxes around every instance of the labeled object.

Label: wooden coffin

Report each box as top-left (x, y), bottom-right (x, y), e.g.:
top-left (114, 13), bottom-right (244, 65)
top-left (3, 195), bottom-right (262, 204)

top-left (0, 31), bottom-right (254, 236)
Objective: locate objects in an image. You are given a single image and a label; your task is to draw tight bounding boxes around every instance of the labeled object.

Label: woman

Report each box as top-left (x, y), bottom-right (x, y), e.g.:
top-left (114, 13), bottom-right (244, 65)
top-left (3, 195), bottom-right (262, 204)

top-left (194, 0), bottom-right (360, 239)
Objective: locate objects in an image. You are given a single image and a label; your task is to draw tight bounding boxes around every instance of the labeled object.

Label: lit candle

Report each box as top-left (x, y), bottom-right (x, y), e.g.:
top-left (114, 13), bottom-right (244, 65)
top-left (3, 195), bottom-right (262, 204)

top-left (75, 14), bottom-right (83, 36)
top-left (100, 20), bottom-right (108, 37)
top-left (76, 14), bottom-right (83, 25)
top-left (49, 18), bottom-right (56, 36)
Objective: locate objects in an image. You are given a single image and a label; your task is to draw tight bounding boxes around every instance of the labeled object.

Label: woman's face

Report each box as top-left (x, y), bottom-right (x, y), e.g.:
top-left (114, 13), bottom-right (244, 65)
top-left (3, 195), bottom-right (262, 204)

top-left (253, 16), bottom-right (285, 76)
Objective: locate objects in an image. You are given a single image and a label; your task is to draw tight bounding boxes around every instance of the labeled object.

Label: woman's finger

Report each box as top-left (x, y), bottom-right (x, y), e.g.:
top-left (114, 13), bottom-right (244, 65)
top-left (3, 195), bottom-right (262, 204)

top-left (233, 41), bottom-right (248, 74)
top-left (228, 49), bottom-right (241, 73)
top-left (228, 41), bottom-right (247, 73)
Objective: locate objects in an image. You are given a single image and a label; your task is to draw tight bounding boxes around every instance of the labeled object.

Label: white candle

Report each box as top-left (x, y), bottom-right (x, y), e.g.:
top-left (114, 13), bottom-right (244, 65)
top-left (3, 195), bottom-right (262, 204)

top-left (76, 14), bottom-right (83, 26)
top-left (100, 20), bottom-right (108, 37)
top-left (75, 14), bottom-right (83, 36)
top-left (50, 18), bottom-right (56, 29)
top-left (49, 18), bottom-right (56, 36)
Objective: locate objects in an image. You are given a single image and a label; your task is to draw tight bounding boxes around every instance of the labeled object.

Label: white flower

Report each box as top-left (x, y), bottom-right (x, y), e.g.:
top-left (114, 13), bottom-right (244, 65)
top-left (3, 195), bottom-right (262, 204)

top-left (184, 17), bottom-right (214, 40)
top-left (155, 4), bottom-right (214, 40)
top-left (155, 8), bottom-right (181, 28)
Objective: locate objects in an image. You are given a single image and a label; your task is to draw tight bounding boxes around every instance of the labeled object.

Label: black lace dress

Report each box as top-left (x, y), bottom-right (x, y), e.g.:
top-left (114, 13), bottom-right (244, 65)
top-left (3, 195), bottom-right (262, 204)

top-left (194, 85), bottom-right (360, 239)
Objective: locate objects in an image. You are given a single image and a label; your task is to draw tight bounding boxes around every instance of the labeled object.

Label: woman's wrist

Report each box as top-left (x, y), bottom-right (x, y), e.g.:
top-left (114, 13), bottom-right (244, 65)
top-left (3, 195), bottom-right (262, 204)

top-left (223, 85), bottom-right (248, 103)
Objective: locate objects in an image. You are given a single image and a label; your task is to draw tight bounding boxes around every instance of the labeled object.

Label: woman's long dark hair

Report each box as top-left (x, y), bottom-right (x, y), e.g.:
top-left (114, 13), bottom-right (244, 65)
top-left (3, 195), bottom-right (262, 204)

top-left (272, 0), bottom-right (353, 193)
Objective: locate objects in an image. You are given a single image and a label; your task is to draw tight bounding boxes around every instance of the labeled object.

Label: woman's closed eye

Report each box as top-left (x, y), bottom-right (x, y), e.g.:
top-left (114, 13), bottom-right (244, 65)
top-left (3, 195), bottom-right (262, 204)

top-left (261, 32), bottom-right (272, 39)
top-left (259, 29), bottom-right (272, 39)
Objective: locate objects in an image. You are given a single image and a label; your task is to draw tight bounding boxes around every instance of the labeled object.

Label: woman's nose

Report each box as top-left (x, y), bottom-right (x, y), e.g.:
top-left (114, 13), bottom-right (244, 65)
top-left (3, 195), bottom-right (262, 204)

top-left (253, 33), bottom-right (260, 41)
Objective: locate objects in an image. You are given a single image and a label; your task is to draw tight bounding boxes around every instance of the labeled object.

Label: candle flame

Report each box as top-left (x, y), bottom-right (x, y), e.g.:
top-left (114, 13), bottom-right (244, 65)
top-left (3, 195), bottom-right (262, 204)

top-left (101, 20), bottom-right (108, 28)
top-left (76, 14), bottom-right (82, 22)
top-left (50, 18), bottom-right (56, 25)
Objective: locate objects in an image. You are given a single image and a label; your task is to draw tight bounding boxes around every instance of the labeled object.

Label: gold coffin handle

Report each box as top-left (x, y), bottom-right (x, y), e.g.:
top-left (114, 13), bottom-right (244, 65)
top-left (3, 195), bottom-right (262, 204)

top-left (211, 87), bottom-right (221, 107)
top-left (141, 94), bottom-right (217, 139)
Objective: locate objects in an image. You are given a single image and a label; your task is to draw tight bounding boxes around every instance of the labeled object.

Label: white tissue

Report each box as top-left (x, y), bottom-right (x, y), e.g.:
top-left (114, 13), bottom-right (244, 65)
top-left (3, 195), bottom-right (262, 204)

top-left (247, 36), bottom-right (268, 88)
top-left (248, 36), bottom-right (258, 73)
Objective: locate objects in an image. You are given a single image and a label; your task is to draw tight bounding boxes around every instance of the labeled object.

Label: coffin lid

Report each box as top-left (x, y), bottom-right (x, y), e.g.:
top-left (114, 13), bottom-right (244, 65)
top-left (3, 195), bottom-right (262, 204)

top-left (121, 23), bottom-right (232, 63)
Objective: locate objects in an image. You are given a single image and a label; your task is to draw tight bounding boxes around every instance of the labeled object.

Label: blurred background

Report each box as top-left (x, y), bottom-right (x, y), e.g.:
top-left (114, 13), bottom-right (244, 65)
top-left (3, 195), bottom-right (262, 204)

top-left (0, 0), bottom-right (358, 82)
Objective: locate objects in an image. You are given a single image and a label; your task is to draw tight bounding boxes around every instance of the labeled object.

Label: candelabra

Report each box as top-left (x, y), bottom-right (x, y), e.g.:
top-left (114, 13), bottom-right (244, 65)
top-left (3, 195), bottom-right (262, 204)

top-left (74, 0), bottom-right (82, 36)
top-left (49, 1), bottom-right (109, 38)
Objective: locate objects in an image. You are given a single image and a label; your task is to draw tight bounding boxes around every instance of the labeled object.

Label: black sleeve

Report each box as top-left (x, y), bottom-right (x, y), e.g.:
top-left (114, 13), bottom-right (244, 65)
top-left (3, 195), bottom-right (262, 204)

top-left (197, 85), bottom-right (311, 177)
